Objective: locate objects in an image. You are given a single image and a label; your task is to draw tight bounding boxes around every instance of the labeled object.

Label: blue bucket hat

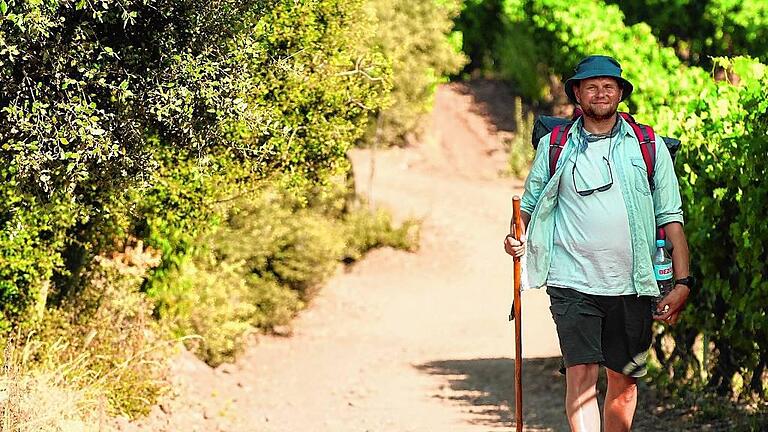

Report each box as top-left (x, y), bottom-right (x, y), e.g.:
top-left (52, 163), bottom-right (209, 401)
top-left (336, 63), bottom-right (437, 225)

top-left (564, 55), bottom-right (633, 104)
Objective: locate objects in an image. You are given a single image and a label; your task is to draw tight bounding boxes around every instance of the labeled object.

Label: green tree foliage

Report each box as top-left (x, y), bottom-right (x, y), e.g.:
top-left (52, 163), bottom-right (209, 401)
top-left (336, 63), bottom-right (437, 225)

top-left (661, 58), bottom-right (768, 403)
top-left (604, 0), bottom-right (768, 66)
top-left (0, 0), bottom-right (437, 418)
top-left (457, 0), bottom-right (548, 100)
top-left (154, 186), bottom-right (419, 366)
top-left (0, 187), bottom-right (75, 330)
top-left (0, 0), bottom-right (428, 414)
top-left (0, 0), bottom-right (259, 196)
top-left (365, 0), bottom-right (467, 146)
top-left (0, 0), bottom-right (391, 326)
top-left (138, 0), bottom-right (392, 305)
top-left (238, 0), bottom-right (390, 183)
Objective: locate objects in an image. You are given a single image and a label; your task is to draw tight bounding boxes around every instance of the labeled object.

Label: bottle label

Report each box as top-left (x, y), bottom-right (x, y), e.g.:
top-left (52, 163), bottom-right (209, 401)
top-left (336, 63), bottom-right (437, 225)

top-left (654, 263), bottom-right (673, 280)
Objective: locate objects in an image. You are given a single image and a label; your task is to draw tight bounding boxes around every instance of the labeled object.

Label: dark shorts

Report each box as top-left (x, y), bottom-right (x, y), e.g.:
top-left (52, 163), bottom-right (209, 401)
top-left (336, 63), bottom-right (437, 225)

top-left (547, 286), bottom-right (653, 378)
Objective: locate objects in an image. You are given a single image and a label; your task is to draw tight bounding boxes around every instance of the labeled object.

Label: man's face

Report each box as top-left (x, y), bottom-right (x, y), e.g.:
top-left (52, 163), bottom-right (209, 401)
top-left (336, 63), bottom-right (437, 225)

top-left (573, 77), bottom-right (623, 121)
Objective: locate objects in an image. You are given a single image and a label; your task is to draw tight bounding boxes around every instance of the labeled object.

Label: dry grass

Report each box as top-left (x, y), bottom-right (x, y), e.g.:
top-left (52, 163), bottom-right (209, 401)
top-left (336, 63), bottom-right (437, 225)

top-left (0, 237), bottom-right (171, 431)
top-left (0, 338), bottom-right (107, 432)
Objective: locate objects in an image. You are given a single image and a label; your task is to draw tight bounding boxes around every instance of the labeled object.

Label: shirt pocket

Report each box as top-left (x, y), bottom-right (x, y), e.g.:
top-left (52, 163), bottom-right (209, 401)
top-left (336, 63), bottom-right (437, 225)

top-left (630, 158), bottom-right (651, 196)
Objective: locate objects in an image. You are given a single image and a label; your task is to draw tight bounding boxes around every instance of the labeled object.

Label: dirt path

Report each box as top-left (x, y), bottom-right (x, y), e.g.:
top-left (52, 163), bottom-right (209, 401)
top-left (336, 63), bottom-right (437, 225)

top-left (121, 82), bottom-right (677, 432)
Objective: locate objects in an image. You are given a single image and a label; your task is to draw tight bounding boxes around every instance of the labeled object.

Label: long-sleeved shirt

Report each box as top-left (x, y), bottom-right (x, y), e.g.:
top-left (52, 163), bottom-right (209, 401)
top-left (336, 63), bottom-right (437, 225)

top-left (521, 115), bottom-right (684, 297)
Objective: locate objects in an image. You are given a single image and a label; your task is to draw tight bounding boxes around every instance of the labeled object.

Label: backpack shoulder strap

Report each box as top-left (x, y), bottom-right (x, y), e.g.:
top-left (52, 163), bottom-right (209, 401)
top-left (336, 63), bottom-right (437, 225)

top-left (627, 121), bottom-right (657, 192)
top-left (549, 123), bottom-right (573, 177)
top-left (619, 111), bottom-right (636, 123)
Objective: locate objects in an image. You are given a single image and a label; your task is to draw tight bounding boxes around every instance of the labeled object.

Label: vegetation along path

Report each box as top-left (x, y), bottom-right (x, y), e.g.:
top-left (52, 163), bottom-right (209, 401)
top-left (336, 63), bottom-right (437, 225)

top-left (121, 83), bottom-right (685, 432)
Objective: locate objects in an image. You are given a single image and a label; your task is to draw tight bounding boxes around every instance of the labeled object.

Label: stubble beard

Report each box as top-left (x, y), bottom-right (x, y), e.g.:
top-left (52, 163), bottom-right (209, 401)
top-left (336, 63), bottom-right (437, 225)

top-left (581, 101), bottom-right (619, 121)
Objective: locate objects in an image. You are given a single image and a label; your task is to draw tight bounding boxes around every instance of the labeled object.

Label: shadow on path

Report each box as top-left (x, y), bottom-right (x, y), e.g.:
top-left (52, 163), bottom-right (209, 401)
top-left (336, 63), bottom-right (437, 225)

top-left (415, 357), bottom-right (718, 431)
top-left (415, 357), bottom-right (568, 431)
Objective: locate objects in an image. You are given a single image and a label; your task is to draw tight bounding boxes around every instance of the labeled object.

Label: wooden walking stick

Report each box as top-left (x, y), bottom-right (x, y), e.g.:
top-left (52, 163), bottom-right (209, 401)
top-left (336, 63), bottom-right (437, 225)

top-left (511, 195), bottom-right (524, 432)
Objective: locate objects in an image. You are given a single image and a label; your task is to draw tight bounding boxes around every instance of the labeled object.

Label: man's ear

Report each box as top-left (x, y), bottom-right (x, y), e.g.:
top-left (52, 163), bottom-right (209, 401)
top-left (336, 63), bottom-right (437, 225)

top-left (572, 83), bottom-right (581, 105)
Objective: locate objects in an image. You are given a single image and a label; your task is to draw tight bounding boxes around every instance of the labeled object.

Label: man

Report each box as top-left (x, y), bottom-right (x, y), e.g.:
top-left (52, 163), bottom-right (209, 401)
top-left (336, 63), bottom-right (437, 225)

top-left (503, 55), bottom-right (692, 432)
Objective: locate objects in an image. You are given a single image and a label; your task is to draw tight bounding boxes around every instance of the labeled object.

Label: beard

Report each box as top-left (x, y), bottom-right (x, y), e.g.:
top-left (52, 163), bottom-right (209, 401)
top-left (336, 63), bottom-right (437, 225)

top-left (581, 100), bottom-right (619, 121)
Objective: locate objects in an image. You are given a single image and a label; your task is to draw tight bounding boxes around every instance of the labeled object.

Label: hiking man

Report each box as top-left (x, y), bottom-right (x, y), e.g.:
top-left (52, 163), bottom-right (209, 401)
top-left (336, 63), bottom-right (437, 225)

top-left (503, 55), bottom-right (693, 431)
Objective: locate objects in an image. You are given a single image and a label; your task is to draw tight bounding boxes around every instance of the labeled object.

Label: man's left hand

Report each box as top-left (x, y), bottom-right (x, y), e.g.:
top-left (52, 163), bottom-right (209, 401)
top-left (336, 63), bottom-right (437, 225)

top-left (654, 284), bottom-right (690, 325)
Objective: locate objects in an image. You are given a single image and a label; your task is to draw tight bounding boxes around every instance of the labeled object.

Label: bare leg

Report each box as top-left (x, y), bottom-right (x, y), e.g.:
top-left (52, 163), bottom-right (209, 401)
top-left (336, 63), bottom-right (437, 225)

top-left (565, 364), bottom-right (600, 432)
top-left (604, 368), bottom-right (638, 432)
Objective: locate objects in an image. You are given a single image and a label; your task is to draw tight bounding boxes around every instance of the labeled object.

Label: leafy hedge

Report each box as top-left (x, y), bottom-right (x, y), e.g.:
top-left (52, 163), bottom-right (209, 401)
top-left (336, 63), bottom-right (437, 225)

top-left (604, 0), bottom-right (768, 66)
top-left (1, 0), bottom-right (457, 418)
top-left (664, 58), bottom-right (767, 404)
top-left (517, 0), bottom-right (768, 404)
top-left (364, 0), bottom-right (466, 146)
top-left (154, 185), bottom-right (419, 366)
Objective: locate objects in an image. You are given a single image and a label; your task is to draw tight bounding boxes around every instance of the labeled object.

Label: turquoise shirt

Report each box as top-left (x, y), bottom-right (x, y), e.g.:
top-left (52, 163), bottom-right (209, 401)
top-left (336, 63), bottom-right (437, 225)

top-left (548, 134), bottom-right (635, 296)
top-left (521, 116), bottom-right (684, 297)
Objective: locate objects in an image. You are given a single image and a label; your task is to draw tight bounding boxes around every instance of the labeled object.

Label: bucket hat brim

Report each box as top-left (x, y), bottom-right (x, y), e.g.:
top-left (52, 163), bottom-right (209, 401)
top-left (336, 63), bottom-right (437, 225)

top-left (564, 56), bottom-right (634, 104)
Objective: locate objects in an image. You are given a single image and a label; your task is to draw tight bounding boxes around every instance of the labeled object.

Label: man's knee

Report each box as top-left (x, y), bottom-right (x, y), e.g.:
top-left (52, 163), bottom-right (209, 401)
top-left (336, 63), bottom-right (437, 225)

top-left (606, 369), bottom-right (638, 404)
top-left (566, 363), bottom-right (599, 388)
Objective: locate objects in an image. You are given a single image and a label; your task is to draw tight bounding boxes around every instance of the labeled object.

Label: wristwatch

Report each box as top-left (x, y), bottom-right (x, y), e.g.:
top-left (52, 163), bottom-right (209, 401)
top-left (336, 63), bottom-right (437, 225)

top-left (674, 276), bottom-right (695, 290)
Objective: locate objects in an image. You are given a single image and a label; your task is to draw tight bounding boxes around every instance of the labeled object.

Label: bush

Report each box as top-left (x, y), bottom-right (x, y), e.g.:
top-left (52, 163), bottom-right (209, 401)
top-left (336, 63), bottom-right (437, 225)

top-left (154, 184), bottom-right (420, 366)
top-left (0, 0), bottom-right (429, 420)
top-left (11, 240), bottom-right (167, 418)
top-left (153, 254), bottom-right (303, 367)
top-left (504, 96), bottom-right (535, 177)
top-left (211, 195), bottom-right (347, 299)
top-left (364, 0), bottom-right (467, 146)
top-left (604, 0), bottom-right (768, 66)
top-left (0, 186), bottom-right (77, 331)
top-left (340, 204), bottom-right (421, 262)
top-left (0, 0), bottom-right (392, 328)
top-left (654, 58), bottom-right (768, 406)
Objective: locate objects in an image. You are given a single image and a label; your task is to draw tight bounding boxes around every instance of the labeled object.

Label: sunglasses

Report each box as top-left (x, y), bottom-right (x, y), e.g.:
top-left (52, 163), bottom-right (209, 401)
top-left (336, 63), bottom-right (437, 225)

top-left (572, 155), bottom-right (614, 196)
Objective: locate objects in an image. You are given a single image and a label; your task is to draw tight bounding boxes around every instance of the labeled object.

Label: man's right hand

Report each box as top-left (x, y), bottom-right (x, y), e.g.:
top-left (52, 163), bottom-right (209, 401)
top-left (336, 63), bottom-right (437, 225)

top-left (504, 234), bottom-right (526, 258)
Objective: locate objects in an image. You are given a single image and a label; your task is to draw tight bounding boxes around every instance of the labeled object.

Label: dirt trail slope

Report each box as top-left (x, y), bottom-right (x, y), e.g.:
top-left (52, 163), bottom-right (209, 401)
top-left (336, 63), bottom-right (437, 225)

top-left (121, 82), bottom-right (677, 432)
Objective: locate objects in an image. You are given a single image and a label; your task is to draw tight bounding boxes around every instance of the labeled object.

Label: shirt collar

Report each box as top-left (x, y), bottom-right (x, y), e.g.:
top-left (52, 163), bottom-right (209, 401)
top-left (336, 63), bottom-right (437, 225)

top-left (566, 113), bottom-right (633, 142)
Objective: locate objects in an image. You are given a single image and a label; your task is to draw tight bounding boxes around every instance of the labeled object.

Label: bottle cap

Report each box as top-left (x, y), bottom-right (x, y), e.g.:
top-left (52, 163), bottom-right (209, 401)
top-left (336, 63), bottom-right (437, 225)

top-left (656, 239), bottom-right (666, 248)
top-left (657, 227), bottom-right (666, 240)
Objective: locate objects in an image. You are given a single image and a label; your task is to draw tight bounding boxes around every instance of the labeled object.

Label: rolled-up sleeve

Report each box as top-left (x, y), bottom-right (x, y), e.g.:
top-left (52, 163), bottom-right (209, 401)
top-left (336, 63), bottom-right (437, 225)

top-left (521, 135), bottom-right (551, 215)
top-left (652, 137), bottom-right (684, 226)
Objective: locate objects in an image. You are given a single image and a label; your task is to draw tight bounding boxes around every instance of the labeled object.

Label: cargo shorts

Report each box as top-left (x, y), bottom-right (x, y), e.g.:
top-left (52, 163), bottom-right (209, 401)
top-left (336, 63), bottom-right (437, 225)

top-left (546, 286), bottom-right (653, 377)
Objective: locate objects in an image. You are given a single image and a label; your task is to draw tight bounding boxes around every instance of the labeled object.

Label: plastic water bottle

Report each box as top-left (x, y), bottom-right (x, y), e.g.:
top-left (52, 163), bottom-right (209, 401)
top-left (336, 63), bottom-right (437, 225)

top-left (652, 230), bottom-right (674, 316)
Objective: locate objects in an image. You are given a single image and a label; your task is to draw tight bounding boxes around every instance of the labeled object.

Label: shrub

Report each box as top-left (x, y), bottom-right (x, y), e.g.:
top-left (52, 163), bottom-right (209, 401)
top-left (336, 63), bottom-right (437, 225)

top-left (604, 0), bottom-right (768, 66)
top-left (364, 0), bottom-right (467, 146)
top-left (0, 186), bottom-right (77, 331)
top-left (0, 0), bottom-right (391, 329)
top-left (655, 57), bottom-right (768, 405)
top-left (341, 203), bottom-right (421, 262)
top-left (153, 254), bottom-right (304, 367)
top-left (9, 240), bottom-right (167, 419)
top-left (154, 184), bottom-right (420, 366)
top-left (0, 0), bottom-right (431, 420)
top-left (504, 96), bottom-right (535, 177)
